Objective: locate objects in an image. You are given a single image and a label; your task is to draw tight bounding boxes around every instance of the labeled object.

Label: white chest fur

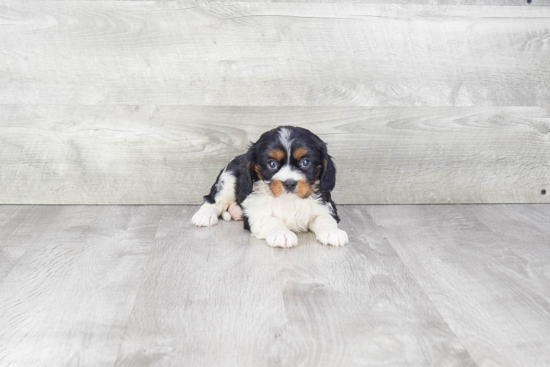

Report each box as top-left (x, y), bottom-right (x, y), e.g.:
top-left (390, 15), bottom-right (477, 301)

top-left (242, 181), bottom-right (332, 233)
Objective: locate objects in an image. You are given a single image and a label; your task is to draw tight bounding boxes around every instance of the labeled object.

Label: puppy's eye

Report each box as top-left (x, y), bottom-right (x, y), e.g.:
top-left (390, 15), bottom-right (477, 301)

top-left (267, 159), bottom-right (278, 169)
top-left (300, 158), bottom-right (310, 168)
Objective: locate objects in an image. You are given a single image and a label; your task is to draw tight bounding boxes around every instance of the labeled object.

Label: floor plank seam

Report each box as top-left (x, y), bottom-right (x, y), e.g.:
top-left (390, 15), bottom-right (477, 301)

top-left (111, 207), bottom-right (166, 367)
top-left (367, 211), bottom-right (481, 367)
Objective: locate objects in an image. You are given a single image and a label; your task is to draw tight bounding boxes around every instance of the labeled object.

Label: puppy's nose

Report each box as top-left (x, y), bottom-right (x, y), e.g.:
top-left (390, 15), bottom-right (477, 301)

top-left (283, 180), bottom-right (297, 191)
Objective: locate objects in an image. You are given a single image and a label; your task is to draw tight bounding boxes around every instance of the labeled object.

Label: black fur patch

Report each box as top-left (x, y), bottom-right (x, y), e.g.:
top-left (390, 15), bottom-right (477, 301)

top-left (203, 154), bottom-right (248, 204)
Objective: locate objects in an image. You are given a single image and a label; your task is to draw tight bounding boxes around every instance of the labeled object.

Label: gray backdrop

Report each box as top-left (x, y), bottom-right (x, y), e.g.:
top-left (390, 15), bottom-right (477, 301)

top-left (1, 1), bottom-right (549, 204)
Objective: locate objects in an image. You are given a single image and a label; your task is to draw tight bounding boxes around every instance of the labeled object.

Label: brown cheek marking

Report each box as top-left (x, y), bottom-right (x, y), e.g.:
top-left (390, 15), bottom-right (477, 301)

top-left (269, 180), bottom-right (283, 196)
top-left (296, 180), bottom-right (314, 198)
top-left (254, 164), bottom-right (263, 180)
top-left (293, 147), bottom-right (308, 160)
top-left (268, 149), bottom-right (285, 161)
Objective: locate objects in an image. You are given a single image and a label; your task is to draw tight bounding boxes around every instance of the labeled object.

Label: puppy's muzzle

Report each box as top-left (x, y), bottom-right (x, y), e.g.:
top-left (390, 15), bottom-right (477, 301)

top-left (283, 180), bottom-right (297, 192)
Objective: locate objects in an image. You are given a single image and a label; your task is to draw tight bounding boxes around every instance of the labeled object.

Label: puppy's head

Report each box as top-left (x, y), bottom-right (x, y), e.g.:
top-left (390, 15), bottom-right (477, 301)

top-left (244, 126), bottom-right (336, 198)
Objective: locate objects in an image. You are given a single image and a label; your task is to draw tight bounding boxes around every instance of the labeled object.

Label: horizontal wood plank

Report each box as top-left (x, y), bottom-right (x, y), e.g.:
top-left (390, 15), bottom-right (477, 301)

top-left (1, 105), bottom-right (549, 204)
top-left (45, 0), bottom-right (550, 4)
top-left (1, 2), bottom-right (549, 106)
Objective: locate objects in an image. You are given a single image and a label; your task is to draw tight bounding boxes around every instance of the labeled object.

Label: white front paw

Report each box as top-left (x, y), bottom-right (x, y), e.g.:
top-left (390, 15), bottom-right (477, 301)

top-left (192, 207), bottom-right (219, 227)
top-left (266, 229), bottom-right (298, 248)
top-left (316, 228), bottom-right (348, 247)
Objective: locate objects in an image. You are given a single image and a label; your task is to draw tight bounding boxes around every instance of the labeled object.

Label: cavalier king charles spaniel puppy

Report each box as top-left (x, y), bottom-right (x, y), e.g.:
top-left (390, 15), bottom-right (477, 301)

top-left (192, 126), bottom-right (348, 248)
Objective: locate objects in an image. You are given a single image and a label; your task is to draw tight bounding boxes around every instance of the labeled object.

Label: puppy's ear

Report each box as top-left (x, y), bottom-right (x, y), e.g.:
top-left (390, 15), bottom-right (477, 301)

top-left (319, 143), bottom-right (336, 193)
top-left (236, 142), bottom-right (258, 203)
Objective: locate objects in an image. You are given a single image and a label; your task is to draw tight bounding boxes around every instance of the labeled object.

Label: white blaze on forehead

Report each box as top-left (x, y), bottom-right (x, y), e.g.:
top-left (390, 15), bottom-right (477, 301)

top-left (278, 128), bottom-right (293, 163)
top-left (272, 165), bottom-right (306, 182)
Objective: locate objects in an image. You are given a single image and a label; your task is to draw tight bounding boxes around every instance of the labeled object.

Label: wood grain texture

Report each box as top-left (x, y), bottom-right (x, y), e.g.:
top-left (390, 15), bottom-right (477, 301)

top-left (1, 204), bottom-right (549, 365)
top-left (0, 206), bottom-right (62, 281)
top-left (113, 206), bottom-right (291, 366)
top-left (1, 105), bottom-right (548, 204)
top-left (113, 206), bottom-right (475, 366)
top-left (269, 208), bottom-right (476, 366)
top-left (1, 2), bottom-right (550, 106)
top-left (0, 206), bottom-right (163, 366)
top-left (368, 204), bottom-right (550, 367)
top-left (55, 0), bottom-right (550, 4)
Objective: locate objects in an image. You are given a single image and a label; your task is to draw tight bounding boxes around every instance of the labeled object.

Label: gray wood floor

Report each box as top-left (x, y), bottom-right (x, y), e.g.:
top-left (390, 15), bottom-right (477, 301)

top-left (0, 205), bottom-right (549, 366)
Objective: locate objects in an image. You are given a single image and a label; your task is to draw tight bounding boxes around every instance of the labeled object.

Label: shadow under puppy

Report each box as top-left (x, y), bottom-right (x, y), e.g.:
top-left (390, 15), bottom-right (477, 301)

top-left (192, 126), bottom-right (348, 248)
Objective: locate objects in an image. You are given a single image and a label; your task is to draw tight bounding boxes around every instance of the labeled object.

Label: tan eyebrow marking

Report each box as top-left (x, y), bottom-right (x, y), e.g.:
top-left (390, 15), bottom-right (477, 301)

top-left (268, 148), bottom-right (285, 161)
top-left (293, 147), bottom-right (308, 160)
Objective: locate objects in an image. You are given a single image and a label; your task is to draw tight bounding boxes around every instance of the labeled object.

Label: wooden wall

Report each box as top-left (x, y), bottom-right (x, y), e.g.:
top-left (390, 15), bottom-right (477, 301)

top-left (1, 1), bottom-right (549, 204)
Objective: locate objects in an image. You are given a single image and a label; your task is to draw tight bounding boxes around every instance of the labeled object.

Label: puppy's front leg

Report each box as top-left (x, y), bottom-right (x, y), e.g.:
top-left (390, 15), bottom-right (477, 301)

top-left (249, 216), bottom-right (298, 248)
top-left (309, 214), bottom-right (348, 247)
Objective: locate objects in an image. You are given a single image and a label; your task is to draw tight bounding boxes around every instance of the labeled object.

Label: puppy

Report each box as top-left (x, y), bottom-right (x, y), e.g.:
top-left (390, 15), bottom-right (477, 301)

top-left (191, 126), bottom-right (348, 248)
